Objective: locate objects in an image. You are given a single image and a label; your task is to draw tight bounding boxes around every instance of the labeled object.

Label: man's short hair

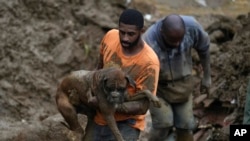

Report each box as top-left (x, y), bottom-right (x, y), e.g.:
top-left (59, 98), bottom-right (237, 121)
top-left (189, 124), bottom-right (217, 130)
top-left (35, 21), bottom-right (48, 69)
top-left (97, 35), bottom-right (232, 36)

top-left (119, 9), bottom-right (144, 29)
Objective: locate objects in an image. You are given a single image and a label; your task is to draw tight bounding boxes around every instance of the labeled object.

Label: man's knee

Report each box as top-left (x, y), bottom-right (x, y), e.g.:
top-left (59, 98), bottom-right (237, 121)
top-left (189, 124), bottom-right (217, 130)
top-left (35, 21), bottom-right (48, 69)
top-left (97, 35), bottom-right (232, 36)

top-left (149, 98), bottom-right (173, 128)
top-left (175, 116), bottom-right (198, 131)
top-left (150, 110), bottom-right (173, 128)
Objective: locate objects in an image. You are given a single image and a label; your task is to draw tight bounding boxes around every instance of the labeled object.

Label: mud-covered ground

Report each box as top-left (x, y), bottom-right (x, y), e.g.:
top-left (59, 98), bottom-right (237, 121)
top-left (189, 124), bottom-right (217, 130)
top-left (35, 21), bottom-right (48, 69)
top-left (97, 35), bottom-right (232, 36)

top-left (0, 0), bottom-right (250, 141)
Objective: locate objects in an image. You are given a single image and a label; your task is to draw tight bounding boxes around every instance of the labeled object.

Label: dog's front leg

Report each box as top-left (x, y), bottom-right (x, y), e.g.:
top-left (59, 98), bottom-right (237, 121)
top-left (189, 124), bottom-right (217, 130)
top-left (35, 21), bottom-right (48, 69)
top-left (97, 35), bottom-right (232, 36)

top-left (104, 114), bottom-right (124, 141)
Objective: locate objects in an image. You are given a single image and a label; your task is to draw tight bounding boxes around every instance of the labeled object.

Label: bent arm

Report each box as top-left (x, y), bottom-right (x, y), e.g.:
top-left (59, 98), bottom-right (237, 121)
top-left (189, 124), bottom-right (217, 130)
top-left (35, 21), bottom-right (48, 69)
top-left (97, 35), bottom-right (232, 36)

top-left (199, 50), bottom-right (211, 87)
top-left (116, 98), bottom-right (150, 115)
top-left (116, 64), bottom-right (160, 115)
top-left (88, 95), bottom-right (150, 115)
top-left (195, 26), bottom-right (212, 87)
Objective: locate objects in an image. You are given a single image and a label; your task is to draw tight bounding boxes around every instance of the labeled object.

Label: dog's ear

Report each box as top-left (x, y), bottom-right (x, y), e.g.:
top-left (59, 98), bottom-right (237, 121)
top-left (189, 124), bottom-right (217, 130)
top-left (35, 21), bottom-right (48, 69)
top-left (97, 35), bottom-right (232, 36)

top-left (101, 76), bottom-right (109, 94)
top-left (125, 75), bottom-right (136, 89)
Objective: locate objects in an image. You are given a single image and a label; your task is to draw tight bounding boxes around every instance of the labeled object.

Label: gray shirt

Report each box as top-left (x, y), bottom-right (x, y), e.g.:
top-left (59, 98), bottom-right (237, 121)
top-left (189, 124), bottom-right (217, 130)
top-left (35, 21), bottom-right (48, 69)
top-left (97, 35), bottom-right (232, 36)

top-left (142, 15), bottom-right (211, 87)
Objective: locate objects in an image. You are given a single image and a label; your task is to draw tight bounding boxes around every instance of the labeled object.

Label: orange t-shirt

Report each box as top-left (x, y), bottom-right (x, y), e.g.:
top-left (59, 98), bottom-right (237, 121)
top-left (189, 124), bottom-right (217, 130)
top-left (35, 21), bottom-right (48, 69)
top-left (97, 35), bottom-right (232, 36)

top-left (94, 29), bottom-right (160, 131)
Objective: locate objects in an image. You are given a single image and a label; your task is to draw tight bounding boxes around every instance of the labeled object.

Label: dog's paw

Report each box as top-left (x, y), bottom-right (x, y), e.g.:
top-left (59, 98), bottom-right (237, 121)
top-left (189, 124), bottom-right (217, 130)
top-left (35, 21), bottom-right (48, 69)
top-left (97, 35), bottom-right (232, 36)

top-left (67, 130), bottom-right (84, 141)
top-left (60, 121), bottom-right (85, 141)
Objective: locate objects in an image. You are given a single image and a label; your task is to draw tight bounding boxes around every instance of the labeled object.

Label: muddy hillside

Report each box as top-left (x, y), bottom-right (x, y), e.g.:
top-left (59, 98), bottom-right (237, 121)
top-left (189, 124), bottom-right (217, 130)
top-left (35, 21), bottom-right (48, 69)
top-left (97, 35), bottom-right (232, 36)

top-left (0, 0), bottom-right (249, 141)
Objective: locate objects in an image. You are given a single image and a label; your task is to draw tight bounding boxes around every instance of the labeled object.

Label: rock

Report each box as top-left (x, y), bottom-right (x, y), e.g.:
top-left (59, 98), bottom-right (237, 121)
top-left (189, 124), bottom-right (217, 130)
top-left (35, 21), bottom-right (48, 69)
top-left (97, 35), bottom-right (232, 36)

top-left (209, 43), bottom-right (220, 54)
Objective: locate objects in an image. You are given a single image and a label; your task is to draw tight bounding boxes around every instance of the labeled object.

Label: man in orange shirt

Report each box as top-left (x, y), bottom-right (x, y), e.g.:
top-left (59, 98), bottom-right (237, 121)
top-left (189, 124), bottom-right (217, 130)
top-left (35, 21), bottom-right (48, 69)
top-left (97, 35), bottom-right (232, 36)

top-left (91, 9), bottom-right (160, 141)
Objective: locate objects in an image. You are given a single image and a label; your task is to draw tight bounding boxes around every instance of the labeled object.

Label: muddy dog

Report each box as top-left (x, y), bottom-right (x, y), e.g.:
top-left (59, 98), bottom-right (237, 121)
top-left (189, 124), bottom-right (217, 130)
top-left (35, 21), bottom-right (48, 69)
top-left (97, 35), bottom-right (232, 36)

top-left (55, 67), bottom-right (161, 141)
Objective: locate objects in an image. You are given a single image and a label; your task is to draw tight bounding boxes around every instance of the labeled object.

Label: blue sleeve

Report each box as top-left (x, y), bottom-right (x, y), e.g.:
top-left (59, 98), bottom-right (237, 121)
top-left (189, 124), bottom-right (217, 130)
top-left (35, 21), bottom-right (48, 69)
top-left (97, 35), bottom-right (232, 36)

top-left (193, 21), bottom-right (210, 55)
top-left (185, 16), bottom-right (211, 87)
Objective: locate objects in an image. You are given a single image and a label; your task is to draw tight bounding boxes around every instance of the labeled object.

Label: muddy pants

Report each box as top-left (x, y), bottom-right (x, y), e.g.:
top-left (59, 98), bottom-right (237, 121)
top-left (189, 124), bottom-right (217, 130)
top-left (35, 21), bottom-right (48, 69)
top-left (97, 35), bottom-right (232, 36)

top-left (150, 94), bottom-right (196, 130)
top-left (243, 78), bottom-right (250, 124)
top-left (93, 119), bottom-right (140, 141)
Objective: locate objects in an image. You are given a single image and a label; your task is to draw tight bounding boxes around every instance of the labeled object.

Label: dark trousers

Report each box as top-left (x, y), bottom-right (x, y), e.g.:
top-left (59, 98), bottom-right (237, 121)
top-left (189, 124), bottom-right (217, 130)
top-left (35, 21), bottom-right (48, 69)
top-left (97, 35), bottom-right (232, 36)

top-left (93, 119), bottom-right (140, 141)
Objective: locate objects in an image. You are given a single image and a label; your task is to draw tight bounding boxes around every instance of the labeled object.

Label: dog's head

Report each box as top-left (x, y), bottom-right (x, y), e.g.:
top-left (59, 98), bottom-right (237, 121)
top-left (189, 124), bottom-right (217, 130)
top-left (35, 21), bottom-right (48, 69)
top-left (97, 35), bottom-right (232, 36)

top-left (99, 67), bottom-right (135, 105)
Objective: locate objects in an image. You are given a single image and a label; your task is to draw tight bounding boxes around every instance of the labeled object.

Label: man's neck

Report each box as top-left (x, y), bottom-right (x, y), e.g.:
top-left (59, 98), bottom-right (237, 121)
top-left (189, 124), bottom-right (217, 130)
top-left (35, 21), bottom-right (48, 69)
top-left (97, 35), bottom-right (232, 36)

top-left (122, 40), bottom-right (144, 56)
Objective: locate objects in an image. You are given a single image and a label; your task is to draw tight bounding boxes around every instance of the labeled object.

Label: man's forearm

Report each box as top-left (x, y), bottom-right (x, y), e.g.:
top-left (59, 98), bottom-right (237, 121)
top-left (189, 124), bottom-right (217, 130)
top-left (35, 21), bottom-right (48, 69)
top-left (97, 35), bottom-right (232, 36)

top-left (89, 96), bottom-right (150, 115)
top-left (116, 99), bottom-right (150, 115)
top-left (199, 51), bottom-right (211, 86)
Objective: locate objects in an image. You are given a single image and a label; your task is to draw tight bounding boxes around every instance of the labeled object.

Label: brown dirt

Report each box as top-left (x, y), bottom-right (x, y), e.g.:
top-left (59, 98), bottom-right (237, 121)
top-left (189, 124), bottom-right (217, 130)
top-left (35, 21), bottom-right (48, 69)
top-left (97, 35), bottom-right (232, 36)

top-left (0, 0), bottom-right (249, 141)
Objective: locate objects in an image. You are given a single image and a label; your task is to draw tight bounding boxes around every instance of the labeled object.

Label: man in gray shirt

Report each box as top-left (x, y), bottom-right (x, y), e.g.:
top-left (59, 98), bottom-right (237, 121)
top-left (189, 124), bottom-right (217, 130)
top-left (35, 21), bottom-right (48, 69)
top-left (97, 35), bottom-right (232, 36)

top-left (142, 14), bottom-right (211, 141)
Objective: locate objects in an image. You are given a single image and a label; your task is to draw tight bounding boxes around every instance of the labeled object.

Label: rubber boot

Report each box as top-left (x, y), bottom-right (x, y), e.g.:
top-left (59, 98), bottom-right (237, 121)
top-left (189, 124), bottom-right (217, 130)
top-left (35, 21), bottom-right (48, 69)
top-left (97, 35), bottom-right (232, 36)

top-left (148, 127), bottom-right (171, 141)
top-left (176, 128), bottom-right (194, 141)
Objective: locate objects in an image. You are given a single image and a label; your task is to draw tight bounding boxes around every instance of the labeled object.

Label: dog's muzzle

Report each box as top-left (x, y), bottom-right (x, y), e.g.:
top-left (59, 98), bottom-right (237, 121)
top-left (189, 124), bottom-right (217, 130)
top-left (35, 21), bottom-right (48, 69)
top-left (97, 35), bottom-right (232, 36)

top-left (107, 91), bottom-right (125, 104)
